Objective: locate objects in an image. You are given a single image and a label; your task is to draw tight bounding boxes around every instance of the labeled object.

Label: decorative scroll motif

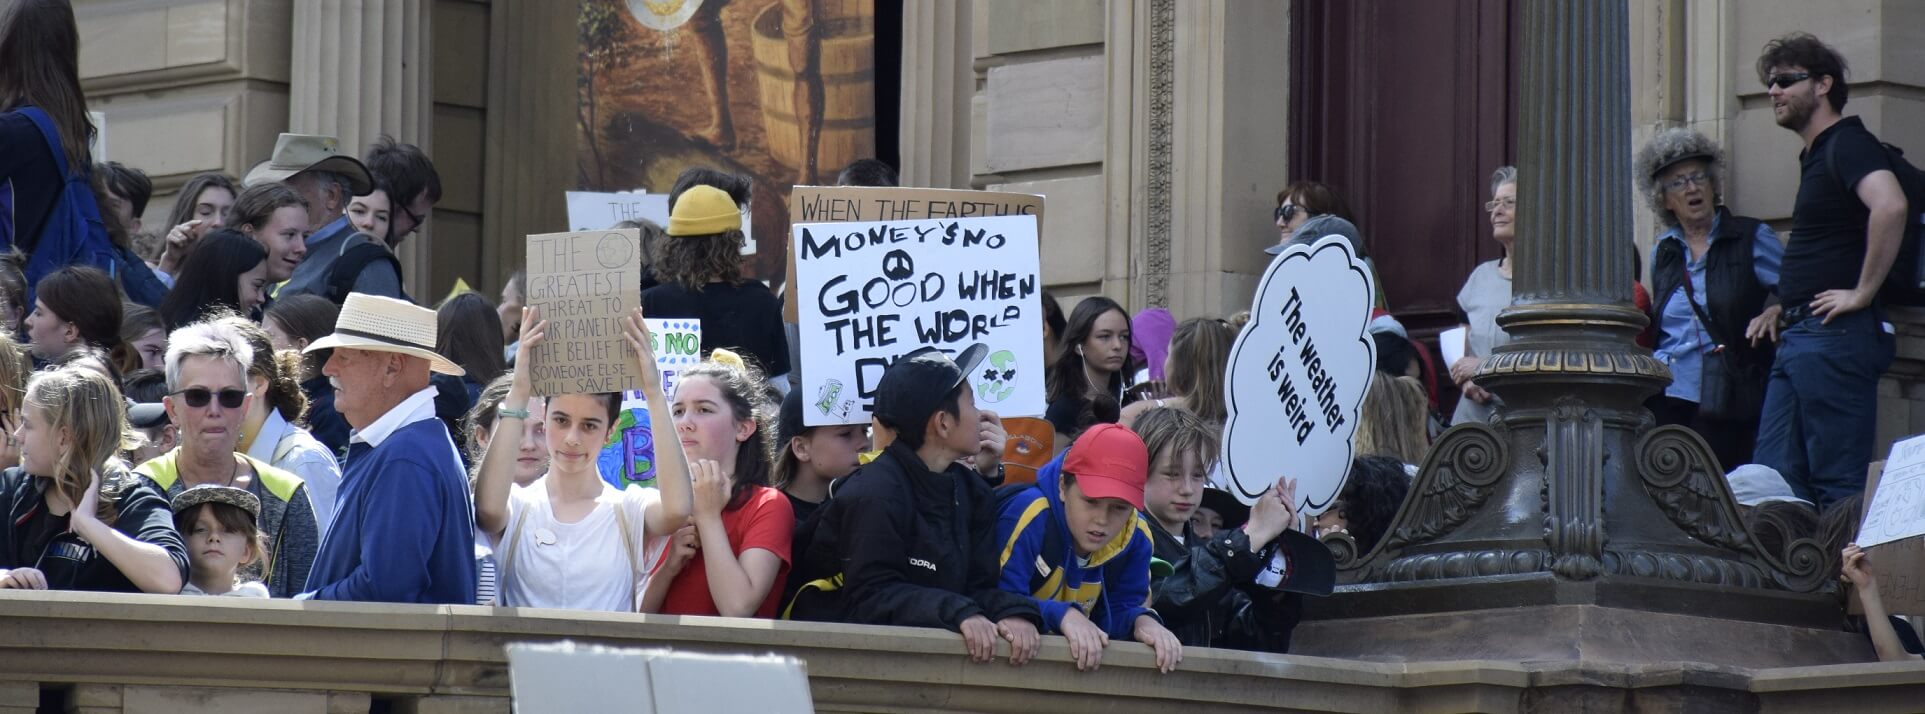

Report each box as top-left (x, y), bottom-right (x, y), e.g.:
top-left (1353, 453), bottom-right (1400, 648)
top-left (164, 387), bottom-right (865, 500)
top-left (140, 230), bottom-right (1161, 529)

top-left (1635, 426), bottom-right (1830, 593)
top-left (1336, 422), bottom-right (1510, 570)
top-left (1143, 0), bottom-right (1174, 306)
top-left (1542, 400), bottom-right (1605, 580)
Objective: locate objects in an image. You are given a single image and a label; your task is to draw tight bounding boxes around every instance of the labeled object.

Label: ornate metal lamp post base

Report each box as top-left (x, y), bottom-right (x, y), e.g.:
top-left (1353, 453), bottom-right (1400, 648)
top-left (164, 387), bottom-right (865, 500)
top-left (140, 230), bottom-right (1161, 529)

top-left (1290, 3), bottom-right (1864, 668)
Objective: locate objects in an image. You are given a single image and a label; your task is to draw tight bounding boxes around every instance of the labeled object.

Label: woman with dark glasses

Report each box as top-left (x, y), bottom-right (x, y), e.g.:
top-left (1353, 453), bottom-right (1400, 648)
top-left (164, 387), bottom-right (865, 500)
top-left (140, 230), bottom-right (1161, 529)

top-left (134, 320), bottom-right (319, 597)
top-left (0, 365), bottom-right (187, 593)
top-left (1272, 181), bottom-right (1353, 246)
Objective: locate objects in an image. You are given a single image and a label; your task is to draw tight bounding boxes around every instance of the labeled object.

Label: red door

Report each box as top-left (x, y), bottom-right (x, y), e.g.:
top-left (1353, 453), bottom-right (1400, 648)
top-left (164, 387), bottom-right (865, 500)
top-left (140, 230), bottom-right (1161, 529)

top-left (1290, 0), bottom-right (1520, 337)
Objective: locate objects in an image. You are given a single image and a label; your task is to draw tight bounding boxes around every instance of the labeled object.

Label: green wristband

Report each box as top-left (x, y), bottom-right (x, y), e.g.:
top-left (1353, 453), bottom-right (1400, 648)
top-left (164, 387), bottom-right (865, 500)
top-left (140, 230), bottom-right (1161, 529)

top-left (498, 405), bottom-right (531, 420)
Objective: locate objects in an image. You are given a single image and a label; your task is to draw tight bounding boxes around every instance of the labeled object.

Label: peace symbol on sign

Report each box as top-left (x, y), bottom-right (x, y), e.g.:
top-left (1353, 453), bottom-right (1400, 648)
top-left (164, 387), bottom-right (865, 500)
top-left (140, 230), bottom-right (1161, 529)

top-left (881, 249), bottom-right (916, 281)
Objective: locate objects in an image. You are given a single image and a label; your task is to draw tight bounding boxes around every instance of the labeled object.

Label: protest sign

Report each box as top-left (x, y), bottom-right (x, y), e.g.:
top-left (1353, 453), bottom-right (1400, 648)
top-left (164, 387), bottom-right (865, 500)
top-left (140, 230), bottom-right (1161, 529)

top-left (785, 186), bottom-right (1044, 321)
top-left (565, 191), bottom-right (669, 231)
top-left (792, 214), bottom-right (1044, 426)
top-left (1853, 458), bottom-right (1925, 615)
top-left (1859, 435), bottom-right (1925, 547)
top-left (1221, 235), bottom-right (1378, 512)
top-left (524, 229), bottom-right (643, 397)
top-left (595, 319), bottom-right (701, 490)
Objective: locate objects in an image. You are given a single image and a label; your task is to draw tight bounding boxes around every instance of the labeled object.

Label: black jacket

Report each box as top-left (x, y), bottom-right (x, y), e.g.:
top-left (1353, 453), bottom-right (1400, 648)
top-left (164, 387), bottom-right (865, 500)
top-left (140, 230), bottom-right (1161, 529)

top-left (787, 442), bottom-right (1042, 631)
top-left (1650, 208), bottom-right (1778, 377)
top-left (1146, 518), bottom-right (1301, 653)
top-left (0, 467), bottom-right (188, 593)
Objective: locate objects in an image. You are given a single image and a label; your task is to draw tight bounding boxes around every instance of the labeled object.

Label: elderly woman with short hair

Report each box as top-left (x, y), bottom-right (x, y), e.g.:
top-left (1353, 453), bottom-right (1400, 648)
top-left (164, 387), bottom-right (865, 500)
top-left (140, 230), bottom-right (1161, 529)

top-left (1637, 127), bottom-right (1783, 470)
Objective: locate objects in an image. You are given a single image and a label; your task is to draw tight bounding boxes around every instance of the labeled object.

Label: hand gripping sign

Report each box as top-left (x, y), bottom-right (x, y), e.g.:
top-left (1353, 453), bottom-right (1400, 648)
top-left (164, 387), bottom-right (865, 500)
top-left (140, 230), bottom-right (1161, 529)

top-left (1222, 235), bottom-right (1377, 512)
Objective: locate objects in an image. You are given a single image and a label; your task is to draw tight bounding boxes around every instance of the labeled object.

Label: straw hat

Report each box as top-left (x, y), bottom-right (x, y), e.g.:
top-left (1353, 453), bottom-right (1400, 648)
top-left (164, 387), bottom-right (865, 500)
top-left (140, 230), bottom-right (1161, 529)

top-left (304, 293), bottom-right (465, 375)
top-left (242, 133), bottom-right (374, 195)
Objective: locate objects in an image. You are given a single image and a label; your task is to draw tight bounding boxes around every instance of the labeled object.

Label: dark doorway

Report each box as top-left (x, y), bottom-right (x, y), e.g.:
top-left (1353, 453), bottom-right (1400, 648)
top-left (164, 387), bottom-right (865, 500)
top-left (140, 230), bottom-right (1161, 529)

top-left (1289, 0), bottom-right (1520, 337)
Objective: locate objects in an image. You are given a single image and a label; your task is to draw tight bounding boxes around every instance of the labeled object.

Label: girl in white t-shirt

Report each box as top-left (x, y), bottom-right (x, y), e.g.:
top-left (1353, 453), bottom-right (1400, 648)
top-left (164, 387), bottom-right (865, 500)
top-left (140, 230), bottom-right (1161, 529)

top-left (473, 307), bottom-right (693, 612)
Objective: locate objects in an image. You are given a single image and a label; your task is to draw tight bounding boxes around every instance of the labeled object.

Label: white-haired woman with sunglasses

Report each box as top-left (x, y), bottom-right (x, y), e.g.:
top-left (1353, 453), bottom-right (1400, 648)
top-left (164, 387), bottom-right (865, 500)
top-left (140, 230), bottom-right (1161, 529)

top-left (134, 320), bottom-right (319, 597)
top-left (1636, 127), bottom-right (1782, 470)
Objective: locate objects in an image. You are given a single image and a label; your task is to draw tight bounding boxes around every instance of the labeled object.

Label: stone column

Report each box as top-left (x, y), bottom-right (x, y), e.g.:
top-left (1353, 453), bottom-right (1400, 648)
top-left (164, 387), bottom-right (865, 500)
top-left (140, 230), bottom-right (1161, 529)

top-left (897, 0), bottom-right (973, 189)
top-left (1291, 1), bottom-right (1865, 668)
top-left (479, 0), bottom-right (574, 293)
top-left (288, 0), bottom-right (434, 296)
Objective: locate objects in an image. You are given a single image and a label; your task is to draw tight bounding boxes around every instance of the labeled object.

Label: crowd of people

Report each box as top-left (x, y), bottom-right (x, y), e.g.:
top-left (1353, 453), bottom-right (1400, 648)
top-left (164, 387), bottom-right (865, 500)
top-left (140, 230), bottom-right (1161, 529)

top-left (0, 0), bottom-right (1916, 667)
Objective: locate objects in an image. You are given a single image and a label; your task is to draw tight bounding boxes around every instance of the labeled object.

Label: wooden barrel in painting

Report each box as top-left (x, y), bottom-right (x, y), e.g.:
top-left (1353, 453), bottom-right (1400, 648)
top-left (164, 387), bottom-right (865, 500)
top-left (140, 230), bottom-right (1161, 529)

top-left (751, 0), bottom-right (876, 180)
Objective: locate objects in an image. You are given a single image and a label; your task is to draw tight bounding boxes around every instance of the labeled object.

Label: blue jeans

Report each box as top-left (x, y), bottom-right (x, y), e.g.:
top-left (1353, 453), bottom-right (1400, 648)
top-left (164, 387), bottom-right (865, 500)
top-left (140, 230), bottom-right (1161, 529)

top-left (1752, 309), bottom-right (1895, 508)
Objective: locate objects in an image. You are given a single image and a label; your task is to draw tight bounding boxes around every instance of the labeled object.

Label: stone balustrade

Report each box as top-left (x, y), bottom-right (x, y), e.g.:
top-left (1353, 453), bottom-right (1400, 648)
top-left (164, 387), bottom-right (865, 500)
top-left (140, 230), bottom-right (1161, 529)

top-left (0, 591), bottom-right (1922, 713)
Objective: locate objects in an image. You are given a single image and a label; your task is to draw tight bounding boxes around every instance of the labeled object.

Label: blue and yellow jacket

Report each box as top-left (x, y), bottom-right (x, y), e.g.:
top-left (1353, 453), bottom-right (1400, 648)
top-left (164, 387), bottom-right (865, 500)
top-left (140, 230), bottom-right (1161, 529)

top-left (994, 452), bottom-right (1158, 638)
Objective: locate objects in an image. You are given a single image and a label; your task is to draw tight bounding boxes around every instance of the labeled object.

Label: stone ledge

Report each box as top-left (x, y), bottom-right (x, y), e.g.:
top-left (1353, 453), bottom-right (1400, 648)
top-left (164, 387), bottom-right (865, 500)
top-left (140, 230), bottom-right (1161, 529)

top-left (1, 592), bottom-right (1922, 713)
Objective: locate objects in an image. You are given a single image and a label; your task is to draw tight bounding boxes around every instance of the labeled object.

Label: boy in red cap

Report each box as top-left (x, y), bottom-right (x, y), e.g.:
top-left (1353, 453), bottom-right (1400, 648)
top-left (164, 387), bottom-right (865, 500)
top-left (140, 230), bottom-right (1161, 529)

top-left (995, 423), bottom-right (1183, 673)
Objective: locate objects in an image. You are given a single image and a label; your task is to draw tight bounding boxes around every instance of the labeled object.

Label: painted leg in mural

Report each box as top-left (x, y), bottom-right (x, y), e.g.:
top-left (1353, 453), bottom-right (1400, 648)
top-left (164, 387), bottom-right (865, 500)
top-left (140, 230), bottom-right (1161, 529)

top-left (688, 0), bottom-right (736, 150)
top-left (783, 0), bottom-right (825, 184)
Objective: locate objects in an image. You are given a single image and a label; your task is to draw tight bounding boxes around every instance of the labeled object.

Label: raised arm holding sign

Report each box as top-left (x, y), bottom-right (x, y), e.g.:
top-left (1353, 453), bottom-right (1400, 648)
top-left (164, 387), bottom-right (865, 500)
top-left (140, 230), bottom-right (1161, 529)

top-left (1222, 235), bottom-right (1378, 513)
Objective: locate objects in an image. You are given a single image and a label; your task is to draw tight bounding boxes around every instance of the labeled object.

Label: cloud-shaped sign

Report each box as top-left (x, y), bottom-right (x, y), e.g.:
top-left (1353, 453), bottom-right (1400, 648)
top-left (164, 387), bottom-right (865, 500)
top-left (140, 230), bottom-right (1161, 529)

top-left (1222, 235), bottom-right (1378, 514)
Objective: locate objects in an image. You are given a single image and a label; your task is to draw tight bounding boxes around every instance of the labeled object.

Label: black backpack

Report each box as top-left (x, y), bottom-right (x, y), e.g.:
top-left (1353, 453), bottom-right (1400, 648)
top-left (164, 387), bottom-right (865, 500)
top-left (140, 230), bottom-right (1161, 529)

top-left (1827, 138), bottom-right (1925, 305)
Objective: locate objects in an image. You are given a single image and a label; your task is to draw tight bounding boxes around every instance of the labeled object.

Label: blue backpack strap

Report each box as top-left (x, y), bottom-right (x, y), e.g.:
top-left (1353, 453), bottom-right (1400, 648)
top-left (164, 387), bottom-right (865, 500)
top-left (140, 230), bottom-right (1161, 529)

top-left (14, 107), bottom-right (114, 308)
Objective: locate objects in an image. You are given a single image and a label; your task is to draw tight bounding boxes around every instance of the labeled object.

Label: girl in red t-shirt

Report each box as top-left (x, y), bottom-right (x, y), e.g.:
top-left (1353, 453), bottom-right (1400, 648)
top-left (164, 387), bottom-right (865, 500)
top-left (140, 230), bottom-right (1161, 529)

top-left (640, 359), bottom-right (794, 618)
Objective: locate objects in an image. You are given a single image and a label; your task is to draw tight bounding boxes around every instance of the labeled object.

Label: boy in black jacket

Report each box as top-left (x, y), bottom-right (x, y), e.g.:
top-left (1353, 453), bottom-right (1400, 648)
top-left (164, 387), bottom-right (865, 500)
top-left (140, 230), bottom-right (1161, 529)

top-left (787, 344), bottom-right (1044, 664)
top-left (1134, 406), bottom-right (1332, 652)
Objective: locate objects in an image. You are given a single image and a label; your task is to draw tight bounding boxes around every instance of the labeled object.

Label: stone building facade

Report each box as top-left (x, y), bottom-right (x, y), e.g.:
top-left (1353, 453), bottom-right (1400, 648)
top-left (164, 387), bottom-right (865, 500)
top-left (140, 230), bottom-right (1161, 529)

top-left (74, 0), bottom-right (1925, 454)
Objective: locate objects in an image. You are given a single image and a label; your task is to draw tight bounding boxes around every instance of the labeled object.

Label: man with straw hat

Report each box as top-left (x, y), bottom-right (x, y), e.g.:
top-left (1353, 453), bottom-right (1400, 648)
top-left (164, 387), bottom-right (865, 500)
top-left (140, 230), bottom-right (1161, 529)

top-left (296, 293), bottom-right (475, 604)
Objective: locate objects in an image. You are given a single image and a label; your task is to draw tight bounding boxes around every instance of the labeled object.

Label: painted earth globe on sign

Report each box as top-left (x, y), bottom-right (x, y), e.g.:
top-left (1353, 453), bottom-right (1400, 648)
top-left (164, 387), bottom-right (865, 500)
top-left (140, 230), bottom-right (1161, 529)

top-left (976, 350), bottom-right (1018, 404)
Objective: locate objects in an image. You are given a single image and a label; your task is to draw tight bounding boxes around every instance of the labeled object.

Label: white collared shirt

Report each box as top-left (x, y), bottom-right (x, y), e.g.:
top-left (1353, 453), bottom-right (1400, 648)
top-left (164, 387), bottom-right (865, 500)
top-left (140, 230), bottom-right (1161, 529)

top-left (247, 409), bottom-right (344, 539)
top-left (351, 386), bottom-right (441, 448)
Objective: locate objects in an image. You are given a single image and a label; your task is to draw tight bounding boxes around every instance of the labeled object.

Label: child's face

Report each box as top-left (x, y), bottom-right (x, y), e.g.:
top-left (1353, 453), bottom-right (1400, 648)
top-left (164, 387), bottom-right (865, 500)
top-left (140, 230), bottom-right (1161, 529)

top-left (1190, 506), bottom-right (1224, 539)
top-left (130, 425), bottom-right (176, 466)
top-left (939, 387), bottom-right (981, 456)
top-left (1143, 447), bottom-right (1207, 531)
top-left (184, 506), bottom-right (255, 579)
top-left (672, 376), bottom-right (752, 465)
top-left (1059, 478), bottom-right (1135, 555)
top-left (798, 424), bottom-right (867, 480)
top-left (545, 394), bottom-right (610, 473)
top-left (14, 404), bottom-right (61, 477)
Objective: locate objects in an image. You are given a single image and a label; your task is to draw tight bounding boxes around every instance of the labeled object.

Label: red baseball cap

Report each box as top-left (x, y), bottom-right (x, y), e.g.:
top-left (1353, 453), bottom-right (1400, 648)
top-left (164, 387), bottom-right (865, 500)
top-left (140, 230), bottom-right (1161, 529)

top-left (1062, 424), bottom-right (1149, 511)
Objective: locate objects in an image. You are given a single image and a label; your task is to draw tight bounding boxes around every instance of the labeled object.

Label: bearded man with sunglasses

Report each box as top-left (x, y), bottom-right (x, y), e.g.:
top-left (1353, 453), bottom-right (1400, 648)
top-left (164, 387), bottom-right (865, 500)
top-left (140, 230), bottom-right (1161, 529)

top-left (1751, 33), bottom-right (1910, 507)
top-left (135, 320), bottom-right (319, 597)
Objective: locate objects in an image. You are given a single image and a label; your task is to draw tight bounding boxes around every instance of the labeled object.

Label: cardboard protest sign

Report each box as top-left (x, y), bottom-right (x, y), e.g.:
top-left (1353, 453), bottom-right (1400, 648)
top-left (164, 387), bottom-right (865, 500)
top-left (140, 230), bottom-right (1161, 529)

top-left (792, 215), bottom-right (1044, 427)
top-left (524, 229), bottom-right (643, 397)
top-left (1856, 451), bottom-right (1925, 615)
top-left (1222, 235), bottom-right (1378, 511)
top-left (785, 186), bottom-right (1045, 321)
top-left (595, 319), bottom-right (701, 490)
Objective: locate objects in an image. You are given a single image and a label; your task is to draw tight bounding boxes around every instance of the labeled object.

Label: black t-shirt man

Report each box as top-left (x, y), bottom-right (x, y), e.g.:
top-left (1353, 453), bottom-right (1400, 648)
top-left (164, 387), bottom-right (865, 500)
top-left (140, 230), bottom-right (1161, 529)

top-left (641, 280), bottom-right (791, 377)
top-left (1780, 116), bottom-right (1894, 309)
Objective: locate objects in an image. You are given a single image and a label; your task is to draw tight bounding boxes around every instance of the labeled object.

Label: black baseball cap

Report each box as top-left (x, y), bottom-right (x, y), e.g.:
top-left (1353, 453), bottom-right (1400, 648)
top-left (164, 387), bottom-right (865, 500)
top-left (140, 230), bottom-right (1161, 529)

top-left (777, 389), bottom-right (807, 450)
top-left (872, 344), bottom-right (988, 435)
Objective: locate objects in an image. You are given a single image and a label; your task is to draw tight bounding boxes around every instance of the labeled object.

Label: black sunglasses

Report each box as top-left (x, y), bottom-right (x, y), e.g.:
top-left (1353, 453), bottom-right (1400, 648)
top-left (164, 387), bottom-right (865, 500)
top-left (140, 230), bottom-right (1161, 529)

top-left (1767, 71), bottom-right (1811, 89)
top-left (170, 388), bottom-right (248, 409)
top-left (1275, 204), bottom-right (1300, 223)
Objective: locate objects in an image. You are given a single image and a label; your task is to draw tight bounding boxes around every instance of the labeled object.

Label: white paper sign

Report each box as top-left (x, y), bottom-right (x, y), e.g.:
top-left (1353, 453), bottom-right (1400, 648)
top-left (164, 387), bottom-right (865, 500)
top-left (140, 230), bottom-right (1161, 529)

top-left (565, 190), bottom-right (670, 231)
top-left (1859, 434), bottom-right (1925, 547)
top-left (1440, 326), bottom-right (1468, 366)
top-left (1222, 235), bottom-right (1378, 512)
top-left (792, 215), bottom-right (1044, 426)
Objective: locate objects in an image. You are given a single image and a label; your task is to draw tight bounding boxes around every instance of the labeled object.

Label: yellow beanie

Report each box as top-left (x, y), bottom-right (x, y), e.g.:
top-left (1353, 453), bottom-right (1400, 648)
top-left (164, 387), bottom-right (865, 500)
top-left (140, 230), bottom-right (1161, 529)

top-left (667, 185), bottom-right (742, 236)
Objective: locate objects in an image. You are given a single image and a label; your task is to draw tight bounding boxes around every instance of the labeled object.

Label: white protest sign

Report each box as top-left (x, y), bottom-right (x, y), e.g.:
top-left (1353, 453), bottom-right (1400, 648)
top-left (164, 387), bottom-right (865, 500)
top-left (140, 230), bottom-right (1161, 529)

top-left (1858, 435), bottom-right (1925, 547)
top-left (565, 190), bottom-right (669, 231)
top-left (566, 190), bottom-right (754, 255)
top-left (1222, 235), bottom-right (1377, 512)
top-left (793, 215), bottom-right (1044, 426)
